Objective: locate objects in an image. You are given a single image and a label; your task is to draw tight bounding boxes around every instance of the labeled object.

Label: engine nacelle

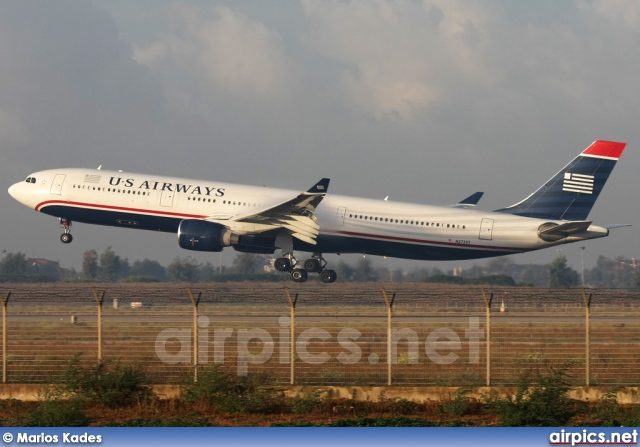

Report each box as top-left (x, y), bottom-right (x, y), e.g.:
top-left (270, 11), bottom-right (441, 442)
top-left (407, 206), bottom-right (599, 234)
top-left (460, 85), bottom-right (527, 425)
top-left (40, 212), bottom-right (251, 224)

top-left (178, 219), bottom-right (239, 252)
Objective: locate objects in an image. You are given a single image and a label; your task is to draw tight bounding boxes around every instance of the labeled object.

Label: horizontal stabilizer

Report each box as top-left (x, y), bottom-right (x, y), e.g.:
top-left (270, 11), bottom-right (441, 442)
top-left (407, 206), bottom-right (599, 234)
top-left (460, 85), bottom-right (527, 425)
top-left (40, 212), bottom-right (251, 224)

top-left (538, 220), bottom-right (592, 242)
top-left (602, 224), bottom-right (632, 230)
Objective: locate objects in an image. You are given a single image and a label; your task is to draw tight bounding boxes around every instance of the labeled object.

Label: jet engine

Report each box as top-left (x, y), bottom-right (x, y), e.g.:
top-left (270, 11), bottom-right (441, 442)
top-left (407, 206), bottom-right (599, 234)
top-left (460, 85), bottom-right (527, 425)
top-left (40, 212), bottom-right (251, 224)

top-left (178, 219), bottom-right (239, 252)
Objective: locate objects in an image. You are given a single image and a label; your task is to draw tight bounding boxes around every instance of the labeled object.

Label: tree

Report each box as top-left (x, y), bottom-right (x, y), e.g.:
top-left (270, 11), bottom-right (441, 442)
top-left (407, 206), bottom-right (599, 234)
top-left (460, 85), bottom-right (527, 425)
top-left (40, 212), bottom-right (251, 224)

top-left (405, 267), bottom-right (432, 282)
top-left (589, 255), bottom-right (635, 288)
top-left (82, 250), bottom-right (99, 280)
top-left (612, 256), bottom-right (634, 288)
top-left (390, 268), bottom-right (404, 282)
top-left (199, 261), bottom-right (223, 282)
top-left (0, 252), bottom-right (27, 276)
top-left (548, 255), bottom-right (580, 288)
top-left (232, 253), bottom-right (268, 275)
top-left (354, 257), bottom-right (376, 282)
top-left (167, 256), bottom-right (200, 282)
top-left (334, 260), bottom-right (354, 281)
top-left (119, 258), bottom-right (131, 279)
top-left (486, 257), bottom-right (516, 276)
top-left (82, 250), bottom-right (98, 279)
top-left (99, 247), bottom-right (122, 281)
top-left (633, 267), bottom-right (640, 289)
top-left (130, 259), bottom-right (167, 281)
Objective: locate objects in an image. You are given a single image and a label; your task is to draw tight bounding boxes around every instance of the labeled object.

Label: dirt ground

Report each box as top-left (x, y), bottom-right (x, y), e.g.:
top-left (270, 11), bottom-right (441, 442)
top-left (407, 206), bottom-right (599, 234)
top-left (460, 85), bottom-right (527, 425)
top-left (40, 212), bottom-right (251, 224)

top-left (0, 398), bottom-right (502, 427)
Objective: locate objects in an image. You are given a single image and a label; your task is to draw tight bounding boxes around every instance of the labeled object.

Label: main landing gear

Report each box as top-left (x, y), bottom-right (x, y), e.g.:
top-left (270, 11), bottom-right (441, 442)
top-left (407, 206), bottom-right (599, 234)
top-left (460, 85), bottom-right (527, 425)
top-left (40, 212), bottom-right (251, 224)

top-left (274, 252), bottom-right (337, 283)
top-left (59, 218), bottom-right (73, 244)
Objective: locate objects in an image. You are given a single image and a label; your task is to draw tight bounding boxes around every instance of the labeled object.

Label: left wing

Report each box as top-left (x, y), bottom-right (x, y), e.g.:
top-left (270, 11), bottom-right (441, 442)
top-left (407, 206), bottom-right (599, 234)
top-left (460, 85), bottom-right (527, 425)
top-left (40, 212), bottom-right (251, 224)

top-left (213, 178), bottom-right (330, 245)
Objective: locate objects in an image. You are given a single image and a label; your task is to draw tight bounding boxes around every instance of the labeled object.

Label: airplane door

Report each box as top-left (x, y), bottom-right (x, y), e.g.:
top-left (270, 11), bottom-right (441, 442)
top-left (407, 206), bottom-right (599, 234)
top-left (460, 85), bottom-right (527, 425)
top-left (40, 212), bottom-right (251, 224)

top-left (50, 174), bottom-right (66, 195)
top-left (160, 190), bottom-right (174, 207)
top-left (336, 206), bottom-right (346, 226)
top-left (479, 218), bottom-right (494, 240)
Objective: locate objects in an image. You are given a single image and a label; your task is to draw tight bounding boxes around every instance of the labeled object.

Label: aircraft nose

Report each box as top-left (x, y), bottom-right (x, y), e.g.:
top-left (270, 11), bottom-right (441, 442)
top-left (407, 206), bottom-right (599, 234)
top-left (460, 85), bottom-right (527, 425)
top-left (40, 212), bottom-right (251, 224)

top-left (8, 181), bottom-right (30, 207)
top-left (8, 182), bottom-right (19, 199)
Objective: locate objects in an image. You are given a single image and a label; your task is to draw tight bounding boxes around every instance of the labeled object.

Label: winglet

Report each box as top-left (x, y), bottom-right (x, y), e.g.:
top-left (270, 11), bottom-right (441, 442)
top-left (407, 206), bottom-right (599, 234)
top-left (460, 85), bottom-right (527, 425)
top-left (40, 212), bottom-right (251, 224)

top-left (458, 192), bottom-right (484, 206)
top-left (307, 178), bottom-right (330, 194)
top-left (451, 192), bottom-right (484, 208)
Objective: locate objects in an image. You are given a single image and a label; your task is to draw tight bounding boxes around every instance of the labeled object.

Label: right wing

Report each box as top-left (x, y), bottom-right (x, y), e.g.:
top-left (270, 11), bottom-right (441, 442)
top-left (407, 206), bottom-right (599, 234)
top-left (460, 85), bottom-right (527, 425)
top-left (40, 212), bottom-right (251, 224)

top-left (208, 178), bottom-right (330, 245)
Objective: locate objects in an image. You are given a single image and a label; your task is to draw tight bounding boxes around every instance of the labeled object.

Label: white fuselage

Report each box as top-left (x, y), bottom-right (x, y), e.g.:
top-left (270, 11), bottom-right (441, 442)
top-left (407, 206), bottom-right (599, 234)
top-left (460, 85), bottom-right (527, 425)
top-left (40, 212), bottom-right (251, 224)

top-left (8, 168), bottom-right (609, 261)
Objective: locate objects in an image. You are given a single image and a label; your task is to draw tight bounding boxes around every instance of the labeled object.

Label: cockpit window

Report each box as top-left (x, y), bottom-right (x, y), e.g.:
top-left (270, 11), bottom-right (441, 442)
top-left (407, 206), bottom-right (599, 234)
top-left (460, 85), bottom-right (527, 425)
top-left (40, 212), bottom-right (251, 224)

top-left (25, 177), bottom-right (36, 184)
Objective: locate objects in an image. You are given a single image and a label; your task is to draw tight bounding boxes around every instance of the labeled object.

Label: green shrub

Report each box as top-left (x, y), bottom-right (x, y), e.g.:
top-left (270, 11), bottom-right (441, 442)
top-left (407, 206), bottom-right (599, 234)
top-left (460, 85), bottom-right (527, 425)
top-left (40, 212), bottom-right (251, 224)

top-left (181, 365), bottom-right (230, 406)
top-left (181, 365), bottom-right (285, 414)
top-left (378, 395), bottom-right (423, 415)
top-left (63, 357), bottom-right (154, 408)
top-left (486, 365), bottom-right (577, 426)
top-left (438, 388), bottom-right (480, 417)
top-left (591, 388), bottom-right (623, 426)
top-left (291, 388), bottom-right (326, 414)
top-left (588, 388), bottom-right (640, 427)
top-left (26, 389), bottom-right (90, 427)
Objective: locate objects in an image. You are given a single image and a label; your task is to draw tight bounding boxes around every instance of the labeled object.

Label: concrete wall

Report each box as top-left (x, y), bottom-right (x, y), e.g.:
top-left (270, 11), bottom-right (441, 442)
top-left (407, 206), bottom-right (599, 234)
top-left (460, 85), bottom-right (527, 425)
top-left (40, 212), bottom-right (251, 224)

top-left (2, 384), bottom-right (639, 404)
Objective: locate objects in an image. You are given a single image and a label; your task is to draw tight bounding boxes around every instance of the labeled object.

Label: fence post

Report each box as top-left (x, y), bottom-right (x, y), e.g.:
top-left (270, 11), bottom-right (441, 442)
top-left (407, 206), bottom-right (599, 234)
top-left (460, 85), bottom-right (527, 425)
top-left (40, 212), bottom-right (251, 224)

top-left (187, 288), bottom-right (202, 383)
top-left (481, 288), bottom-right (493, 387)
top-left (1, 292), bottom-right (10, 384)
top-left (284, 288), bottom-right (298, 385)
top-left (91, 288), bottom-right (105, 363)
top-left (582, 289), bottom-right (592, 387)
top-left (382, 288), bottom-right (396, 386)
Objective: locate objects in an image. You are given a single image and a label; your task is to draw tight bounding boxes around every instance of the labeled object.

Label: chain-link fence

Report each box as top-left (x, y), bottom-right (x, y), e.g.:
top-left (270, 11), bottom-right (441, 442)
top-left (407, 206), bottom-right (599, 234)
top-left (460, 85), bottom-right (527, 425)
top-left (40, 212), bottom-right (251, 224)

top-left (1, 283), bottom-right (639, 386)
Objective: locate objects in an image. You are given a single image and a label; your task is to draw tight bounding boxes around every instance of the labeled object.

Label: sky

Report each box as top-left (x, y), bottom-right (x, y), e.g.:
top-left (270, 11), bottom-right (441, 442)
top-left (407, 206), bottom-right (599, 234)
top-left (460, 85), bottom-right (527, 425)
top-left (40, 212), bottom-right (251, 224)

top-left (2, 0), bottom-right (639, 274)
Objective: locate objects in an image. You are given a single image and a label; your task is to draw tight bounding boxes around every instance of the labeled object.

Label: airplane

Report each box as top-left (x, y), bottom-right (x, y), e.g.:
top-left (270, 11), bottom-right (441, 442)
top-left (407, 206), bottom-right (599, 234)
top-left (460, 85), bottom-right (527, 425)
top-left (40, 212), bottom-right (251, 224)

top-left (7, 140), bottom-right (626, 283)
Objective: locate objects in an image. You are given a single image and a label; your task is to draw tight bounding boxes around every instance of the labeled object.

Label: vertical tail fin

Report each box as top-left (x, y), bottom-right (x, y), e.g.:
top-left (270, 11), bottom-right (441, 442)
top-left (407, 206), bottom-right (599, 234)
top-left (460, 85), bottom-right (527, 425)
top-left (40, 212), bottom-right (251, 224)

top-left (495, 140), bottom-right (626, 220)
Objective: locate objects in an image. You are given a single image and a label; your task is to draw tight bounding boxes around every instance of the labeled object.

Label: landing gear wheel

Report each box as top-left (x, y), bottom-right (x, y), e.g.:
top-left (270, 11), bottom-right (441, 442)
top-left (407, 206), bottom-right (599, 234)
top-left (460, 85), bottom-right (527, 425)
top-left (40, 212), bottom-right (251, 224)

top-left (59, 218), bottom-right (72, 244)
top-left (320, 269), bottom-right (337, 283)
top-left (291, 268), bottom-right (308, 283)
top-left (303, 258), bottom-right (321, 273)
top-left (274, 257), bottom-right (292, 272)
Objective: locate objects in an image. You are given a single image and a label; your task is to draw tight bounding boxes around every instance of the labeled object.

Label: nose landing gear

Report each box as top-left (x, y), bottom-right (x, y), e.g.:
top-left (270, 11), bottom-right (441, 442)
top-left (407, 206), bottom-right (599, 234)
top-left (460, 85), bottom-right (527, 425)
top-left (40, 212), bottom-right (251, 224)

top-left (59, 219), bottom-right (73, 244)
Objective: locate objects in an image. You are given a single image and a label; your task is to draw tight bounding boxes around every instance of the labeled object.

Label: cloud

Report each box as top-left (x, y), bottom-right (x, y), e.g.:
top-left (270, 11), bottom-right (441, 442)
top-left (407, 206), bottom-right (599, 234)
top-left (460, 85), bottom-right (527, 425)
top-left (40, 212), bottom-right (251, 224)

top-left (302, 0), bottom-right (501, 121)
top-left (134, 4), bottom-right (297, 101)
top-left (0, 1), bottom-right (164, 166)
top-left (575, 0), bottom-right (640, 30)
